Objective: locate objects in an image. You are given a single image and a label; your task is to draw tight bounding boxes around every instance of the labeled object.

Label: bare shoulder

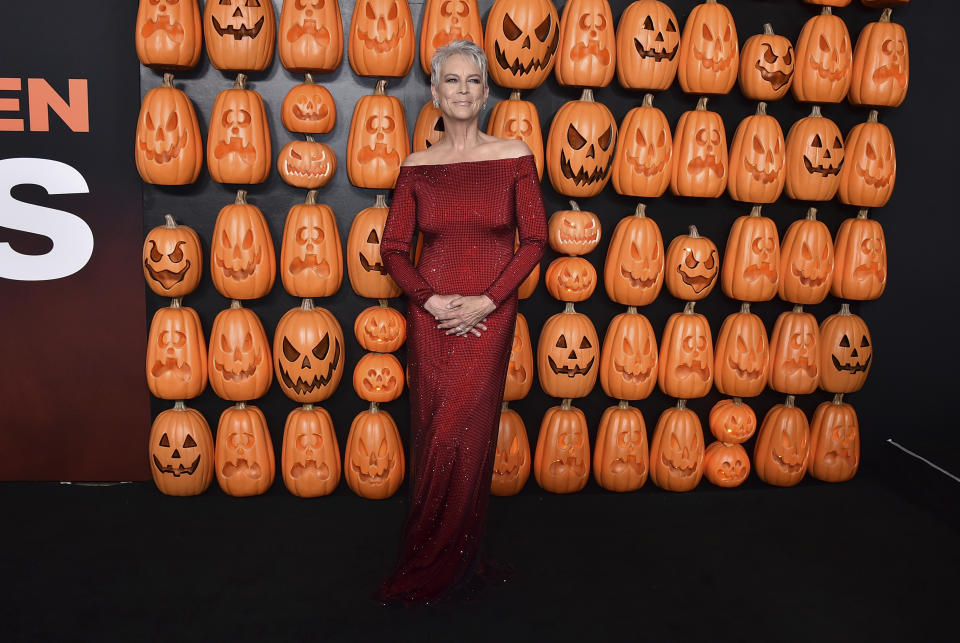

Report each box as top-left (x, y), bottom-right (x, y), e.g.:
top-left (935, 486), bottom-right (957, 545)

top-left (488, 137), bottom-right (532, 161)
top-left (401, 149), bottom-right (435, 167)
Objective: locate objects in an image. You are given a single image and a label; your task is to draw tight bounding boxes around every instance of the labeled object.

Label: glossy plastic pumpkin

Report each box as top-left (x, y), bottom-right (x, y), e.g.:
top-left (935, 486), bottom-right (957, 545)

top-left (593, 401), bottom-right (648, 492)
top-left (819, 303), bottom-right (872, 393)
top-left (545, 88), bottom-right (617, 198)
top-left (136, 0), bottom-right (203, 71)
top-left (491, 402), bottom-right (532, 496)
top-left (534, 399), bottom-right (590, 493)
top-left (720, 206), bottom-right (780, 302)
top-left (545, 257), bottom-right (597, 302)
top-left (649, 399), bottom-right (704, 492)
top-left (273, 298), bottom-right (346, 403)
top-left (768, 305), bottom-right (820, 395)
top-left (278, 0), bottom-right (344, 74)
top-left (149, 401), bottom-right (214, 496)
top-left (203, 0), bottom-right (275, 72)
top-left (210, 190), bottom-right (276, 300)
top-left (344, 402), bottom-right (405, 499)
top-left (143, 214), bottom-right (203, 298)
top-left (677, 0), bottom-right (739, 95)
top-left (346, 80), bottom-right (409, 189)
top-left (548, 201), bottom-right (600, 256)
top-left (347, 0), bottom-right (415, 77)
top-left (486, 91), bottom-right (545, 178)
top-left (727, 102), bottom-right (786, 204)
top-left (670, 97), bottom-right (728, 198)
top-left (135, 74), bottom-right (203, 186)
top-left (208, 300), bottom-right (273, 402)
top-left (207, 74), bottom-right (272, 185)
top-left (615, 0), bottom-right (680, 91)
top-left (281, 403), bottom-right (341, 497)
top-left (664, 225), bottom-right (719, 301)
top-left (754, 396), bottom-right (809, 487)
top-left (599, 307), bottom-right (658, 401)
top-left (354, 301), bottom-right (406, 353)
top-left (713, 303), bottom-right (769, 398)
top-left (603, 203), bottom-right (664, 306)
top-left (791, 7), bottom-right (852, 104)
top-left (280, 191), bottom-right (343, 298)
top-left (353, 352), bottom-right (404, 403)
top-left (347, 195), bottom-right (402, 299)
top-left (277, 137), bottom-right (337, 189)
top-left (809, 394), bottom-right (859, 483)
top-left (738, 24), bottom-right (794, 101)
top-left (419, 0), bottom-right (483, 75)
top-left (280, 76), bottom-right (337, 134)
top-left (703, 441), bottom-right (750, 488)
top-left (504, 312), bottom-right (534, 401)
top-left (215, 402), bottom-right (276, 497)
top-left (837, 110), bottom-right (896, 208)
top-left (412, 100), bottom-right (445, 153)
top-left (146, 298), bottom-right (207, 400)
top-left (849, 9), bottom-right (909, 108)
top-left (778, 207), bottom-right (835, 305)
top-left (554, 0), bottom-right (616, 88)
top-left (658, 302), bottom-right (713, 400)
top-left (537, 303), bottom-right (599, 399)
top-left (784, 105), bottom-right (845, 202)
top-left (831, 209), bottom-right (886, 300)
top-left (484, 0), bottom-right (560, 90)
top-left (708, 397), bottom-right (756, 444)
top-left (611, 94), bottom-right (674, 198)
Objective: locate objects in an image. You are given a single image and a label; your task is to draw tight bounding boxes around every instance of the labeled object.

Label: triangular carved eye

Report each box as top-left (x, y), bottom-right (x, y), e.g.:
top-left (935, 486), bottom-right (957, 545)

top-left (579, 336), bottom-right (592, 349)
top-left (643, 16), bottom-right (654, 30)
top-left (598, 126), bottom-right (613, 151)
top-left (535, 15), bottom-right (552, 42)
top-left (666, 19), bottom-right (677, 33)
top-left (502, 14), bottom-right (522, 40)
top-left (183, 434), bottom-right (198, 448)
top-left (366, 229), bottom-right (380, 244)
top-left (753, 135), bottom-right (765, 155)
top-left (811, 134), bottom-right (823, 148)
top-left (283, 337), bottom-right (301, 361)
top-left (555, 335), bottom-right (567, 349)
top-left (833, 136), bottom-right (843, 149)
top-left (860, 336), bottom-right (870, 347)
top-left (763, 43), bottom-right (777, 64)
top-left (312, 334), bottom-right (330, 360)
top-left (702, 24), bottom-right (713, 41)
top-left (567, 125), bottom-right (587, 150)
top-left (159, 433), bottom-right (170, 447)
top-left (839, 334), bottom-right (850, 348)
top-left (433, 118), bottom-right (444, 132)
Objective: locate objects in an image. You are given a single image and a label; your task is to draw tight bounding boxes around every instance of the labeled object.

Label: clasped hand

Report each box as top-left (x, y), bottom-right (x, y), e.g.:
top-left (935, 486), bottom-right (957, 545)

top-left (425, 294), bottom-right (496, 337)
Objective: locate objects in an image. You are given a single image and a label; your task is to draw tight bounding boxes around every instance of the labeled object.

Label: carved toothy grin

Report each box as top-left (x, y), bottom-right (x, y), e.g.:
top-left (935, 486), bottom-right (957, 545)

top-left (286, 20), bottom-right (330, 44)
top-left (292, 102), bottom-right (329, 121)
top-left (221, 458), bottom-right (263, 479)
top-left (693, 46), bottom-right (734, 72)
top-left (634, 38), bottom-right (678, 62)
top-left (215, 249), bottom-right (263, 281)
top-left (660, 452), bottom-right (697, 477)
top-left (153, 454), bottom-right (200, 477)
top-left (803, 155), bottom-right (842, 176)
top-left (357, 144), bottom-right (401, 167)
top-left (150, 358), bottom-right (192, 381)
top-left (610, 455), bottom-right (645, 476)
top-left (744, 157), bottom-right (782, 184)
top-left (823, 449), bottom-right (857, 469)
top-left (791, 265), bottom-right (828, 287)
top-left (547, 356), bottom-right (595, 377)
top-left (352, 456), bottom-right (395, 484)
top-left (290, 459), bottom-right (331, 480)
top-left (687, 154), bottom-right (725, 177)
top-left (773, 451), bottom-right (804, 474)
top-left (142, 15), bottom-right (185, 41)
top-left (279, 340), bottom-right (342, 395)
top-left (571, 40), bottom-right (611, 64)
top-left (494, 29), bottom-right (560, 76)
top-left (782, 358), bottom-right (817, 377)
top-left (214, 351), bottom-right (262, 382)
top-left (808, 56), bottom-right (848, 81)
top-left (627, 153), bottom-right (668, 177)
top-left (727, 358), bottom-right (762, 380)
top-left (855, 163), bottom-right (892, 188)
top-left (873, 64), bottom-right (906, 86)
top-left (743, 263), bottom-right (778, 283)
top-left (560, 149), bottom-right (612, 186)
top-left (675, 362), bottom-right (710, 381)
top-left (678, 268), bottom-right (715, 293)
top-left (139, 131), bottom-right (188, 164)
top-left (359, 253), bottom-right (388, 274)
top-left (145, 259), bottom-right (192, 290)
top-left (283, 159), bottom-right (330, 179)
top-left (756, 63), bottom-right (792, 90)
top-left (613, 360), bottom-right (652, 383)
top-left (853, 263), bottom-right (885, 282)
top-left (831, 353), bottom-right (871, 374)
top-left (357, 22), bottom-right (406, 54)
top-left (212, 16), bottom-right (266, 40)
top-left (214, 137), bottom-right (258, 163)
top-left (549, 457), bottom-right (586, 477)
top-left (289, 255), bottom-right (331, 277)
top-left (619, 265), bottom-right (656, 289)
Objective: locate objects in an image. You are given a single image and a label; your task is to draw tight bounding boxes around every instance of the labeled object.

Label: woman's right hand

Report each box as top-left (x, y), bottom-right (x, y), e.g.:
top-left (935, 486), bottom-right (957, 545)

top-left (424, 294), bottom-right (463, 327)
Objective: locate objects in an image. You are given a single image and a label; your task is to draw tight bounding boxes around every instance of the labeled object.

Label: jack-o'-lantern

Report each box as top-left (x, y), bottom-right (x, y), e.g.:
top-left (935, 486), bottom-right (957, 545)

top-left (135, 74), bottom-right (203, 186)
top-left (354, 302), bottom-right (406, 353)
top-left (203, 0), bottom-right (275, 72)
top-left (149, 401), bottom-right (214, 496)
top-left (820, 303), bottom-right (872, 393)
top-left (348, 0), bottom-right (415, 77)
top-left (721, 206), bottom-right (780, 302)
top-left (714, 303), bottom-right (769, 398)
top-left (615, 0), bottom-right (680, 91)
top-left (545, 257), bottom-right (596, 302)
top-left (537, 303), bottom-right (599, 399)
top-left (504, 312), bottom-right (534, 401)
top-left (849, 10), bottom-right (909, 108)
top-left (277, 138), bottom-right (337, 189)
top-left (555, 0), bottom-right (616, 88)
top-left (207, 75), bottom-right (271, 185)
top-left (281, 76), bottom-right (337, 134)
top-left (280, 191), bottom-right (343, 298)
top-left (809, 394), bottom-right (859, 483)
top-left (670, 97), bottom-right (728, 198)
top-left (611, 94), bottom-right (673, 198)
top-left (779, 207), bottom-right (834, 305)
top-left (487, 91), bottom-right (545, 178)
top-left (143, 214), bottom-right (203, 298)
top-left (792, 7), bottom-right (852, 104)
top-left (273, 298), bottom-right (345, 403)
top-left (769, 305), bottom-right (820, 395)
top-left (593, 401), bottom-right (647, 492)
top-left (420, 0), bottom-right (484, 75)
top-left (548, 201), bottom-right (600, 256)
top-left (677, 0), bottom-right (739, 95)
top-left (484, 0), bottom-right (560, 90)
top-left (208, 301), bottom-right (272, 401)
top-left (353, 352), bottom-right (404, 403)
top-left (754, 396), bottom-right (809, 487)
top-left (708, 397), bottom-right (756, 443)
top-left (491, 402), bottom-right (531, 496)
top-left (136, 0), bottom-right (203, 71)
top-left (837, 110), bottom-right (896, 208)
top-left (215, 403), bottom-right (276, 497)
top-left (281, 404), bottom-right (341, 497)
top-left (665, 225), bottom-right (719, 301)
top-left (739, 24), bottom-right (794, 101)
top-left (346, 80), bottom-right (410, 189)
top-left (146, 299), bottom-right (207, 400)
top-left (347, 195), bottom-right (402, 299)
top-left (546, 88), bottom-right (617, 198)
top-left (412, 100), bottom-right (445, 153)
top-left (649, 400), bottom-right (704, 492)
top-left (518, 228), bottom-right (540, 299)
top-left (703, 441), bottom-right (750, 488)
top-left (603, 203), bottom-right (664, 306)
top-left (658, 301), bottom-right (713, 399)
top-left (832, 210), bottom-right (886, 300)
top-left (210, 191), bottom-right (275, 300)
top-left (727, 102), bottom-right (786, 204)
top-left (278, 0), bottom-right (344, 74)
top-left (344, 402), bottom-right (405, 499)
top-left (534, 399), bottom-right (590, 493)
top-left (600, 307), bottom-right (658, 401)
top-left (784, 105), bottom-right (844, 202)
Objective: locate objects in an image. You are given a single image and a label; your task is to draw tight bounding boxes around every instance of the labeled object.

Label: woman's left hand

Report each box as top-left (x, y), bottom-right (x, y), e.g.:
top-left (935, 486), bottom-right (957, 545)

top-left (441, 295), bottom-right (496, 336)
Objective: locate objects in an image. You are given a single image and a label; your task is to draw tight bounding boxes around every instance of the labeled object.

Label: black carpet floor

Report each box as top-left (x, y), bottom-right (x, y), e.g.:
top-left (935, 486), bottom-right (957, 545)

top-left (2, 445), bottom-right (957, 643)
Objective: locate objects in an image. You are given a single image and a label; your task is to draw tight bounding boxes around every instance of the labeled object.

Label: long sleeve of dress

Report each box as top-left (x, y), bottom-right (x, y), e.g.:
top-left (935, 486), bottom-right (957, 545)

top-left (380, 167), bottom-right (437, 307)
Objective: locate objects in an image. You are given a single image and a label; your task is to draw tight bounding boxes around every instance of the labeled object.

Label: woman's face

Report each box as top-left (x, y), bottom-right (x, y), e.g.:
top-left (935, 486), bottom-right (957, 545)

top-left (431, 54), bottom-right (489, 122)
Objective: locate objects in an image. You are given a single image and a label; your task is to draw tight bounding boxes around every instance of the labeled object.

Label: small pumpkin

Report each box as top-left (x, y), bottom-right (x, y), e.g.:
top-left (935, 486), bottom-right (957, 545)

top-left (738, 23), bottom-right (794, 101)
top-left (726, 102), bottom-right (786, 204)
top-left (831, 209), bottom-right (886, 300)
top-left (658, 301), bottom-right (713, 400)
top-left (768, 305), bottom-right (820, 395)
top-left (545, 257), bottom-right (597, 302)
top-left (720, 206), bottom-right (780, 302)
top-left (664, 225), bottom-right (719, 301)
top-left (280, 190), bottom-right (344, 298)
top-left (273, 298), bottom-right (346, 403)
top-left (347, 0), bottom-right (416, 77)
top-left (207, 74), bottom-right (272, 185)
top-left (537, 303), bottom-right (599, 399)
top-left (343, 402), bottom-right (406, 499)
top-left (491, 402), bottom-right (532, 496)
top-left (504, 312), bottom-right (535, 401)
top-left (207, 300), bottom-right (273, 402)
top-left (809, 394), bottom-right (860, 483)
top-left (599, 307), bottom-right (658, 401)
top-left (135, 0), bottom-right (203, 71)
top-left (784, 105), bottom-right (845, 202)
top-left (419, 0), bottom-right (484, 75)
top-left (203, 0), bottom-right (276, 72)
top-left (670, 97), bottom-right (728, 198)
top-left (713, 303), bottom-right (769, 398)
top-left (703, 441), bottom-right (750, 488)
top-left (412, 100), bottom-right (445, 153)
top-left (791, 7), bottom-right (852, 104)
top-left (754, 395), bottom-right (809, 487)
top-left (554, 0), bottom-right (616, 88)
top-left (603, 203), bottom-right (664, 306)
top-left (611, 93), bottom-right (674, 198)
top-left (486, 91), bottom-right (545, 178)
top-left (648, 399), bottom-right (704, 492)
top-left (593, 401), bottom-right (648, 492)
top-left (210, 190), bottom-right (276, 300)
top-left (354, 301), bottom-right (406, 353)
top-left (615, 0), bottom-right (680, 92)
top-left (277, 137), bottom-right (337, 189)
top-left (149, 401), bottom-right (214, 497)
top-left (819, 303), bottom-right (873, 393)
top-left (708, 397), bottom-right (756, 444)
top-left (135, 73), bottom-right (203, 186)
top-left (849, 9), bottom-right (909, 108)
top-left (281, 76), bottom-right (337, 134)
top-left (143, 214), bottom-right (203, 298)
top-left (215, 402), bottom-right (276, 497)
top-left (837, 110), bottom-right (896, 208)
top-left (484, 0), bottom-right (561, 90)
top-left (281, 403), bottom-right (342, 497)
top-left (146, 298), bottom-right (207, 400)
top-left (676, 0), bottom-right (739, 95)
top-left (548, 201), bottom-right (600, 256)
top-left (278, 0), bottom-right (344, 74)
top-left (347, 194), bottom-right (402, 299)
top-left (346, 80), bottom-right (410, 189)
top-left (353, 352), bottom-right (405, 403)
top-left (778, 207), bottom-right (835, 305)
top-left (534, 399), bottom-right (590, 494)
top-left (545, 88), bottom-right (617, 198)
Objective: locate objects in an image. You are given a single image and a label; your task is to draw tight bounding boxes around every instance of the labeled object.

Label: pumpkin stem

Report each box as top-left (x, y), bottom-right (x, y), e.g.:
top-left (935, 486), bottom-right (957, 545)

top-left (501, 400), bottom-right (509, 412)
top-left (696, 96), bottom-right (709, 111)
top-left (634, 202), bottom-right (647, 218)
top-left (230, 299), bottom-right (241, 310)
top-left (236, 401), bottom-right (247, 410)
top-left (301, 298), bottom-right (315, 311)
top-left (792, 304), bottom-right (803, 314)
top-left (762, 23), bottom-right (774, 36)
top-left (161, 73), bottom-right (174, 88)
top-left (749, 205), bottom-right (762, 217)
top-left (378, 299), bottom-right (389, 308)
top-left (568, 200), bottom-right (580, 211)
top-left (563, 302), bottom-right (576, 314)
top-left (839, 302), bottom-right (851, 316)
top-left (235, 189), bottom-right (247, 205)
top-left (833, 393), bottom-right (844, 405)
top-left (509, 90), bottom-right (521, 101)
top-left (805, 206), bottom-right (817, 221)
top-left (170, 297), bottom-right (182, 309)
top-left (677, 399), bottom-right (687, 410)
top-left (374, 194), bottom-right (388, 208)
top-left (688, 225), bottom-right (700, 238)
top-left (173, 400), bottom-right (186, 411)
top-left (369, 402), bottom-right (380, 414)
top-left (822, 7), bottom-right (832, 16)
top-left (880, 8), bottom-right (892, 23)
top-left (683, 301), bottom-right (696, 315)
top-left (784, 395), bottom-right (795, 408)
top-left (732, 397), bottom-right (743, 407)
top-left (626, 306), bottom-right (637, 315)
top-left (375, 79), bottom-right (388, 95)
top-left (303, 403), bottom-right (314, 411)
top-left (305, 189), bottom-right (318, 205)
top-left (867, 110), bottom-right (879, 123)
top-left (740, 302), bottom-right (751, 315)
top-left (810, 105), bottom-right (822, 119)
top-left (306, 135), bottom-right (315, 143)
top-left (234, 73), bottom-right (247, 90)
top-left (857, 208), bottom-right (869, 220)
top-left (642, 93), bottom-right (654, 108)
top-left (304, 72), bottom-right (314, 85)
top-left (580, 88), bottom-right (594, 103)
top-left (561, 398), bottom-right (573, 410)
top-left (618, 400), bottom-right (630, 410)
top-left (163, 214), bottom-right (177, 228)
top-left (756, 102), bottom-right (767, 116)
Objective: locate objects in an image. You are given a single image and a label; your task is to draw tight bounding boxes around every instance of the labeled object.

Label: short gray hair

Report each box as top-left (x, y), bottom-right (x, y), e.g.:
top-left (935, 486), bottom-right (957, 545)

top-left (430, 40), bottom-right (488, 90)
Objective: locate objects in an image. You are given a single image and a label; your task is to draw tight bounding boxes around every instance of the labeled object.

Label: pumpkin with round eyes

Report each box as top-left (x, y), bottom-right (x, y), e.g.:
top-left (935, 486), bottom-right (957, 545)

top-left (210, 190), bottom-right (276, 300)
top-left (784, 105), bottom-right (845, 202)
top-left (136, 0), bottom-right (203, 71)
top-left (809, 394), bottom-right (859, 483)
top-left (754, 395), bottom-right (809, 487)
top-left (344, 402), bottom-right (405, 499)
top-left (354, 302), bottom-right (406, 353)
top-left (819, 303), bottom-right (872, 393)
top-left (611, 93), bottom-right (674, 198)
top-left (491, 402), bottom-right (532, 496)
top-left (837, 110), bottom-right (896, 208)
top-left (649, 399), bottom-right (704, 492)
top-left (769, 305), bottom-right (820, 395)
top-left (670, 97), bottom-right (728, 198)
top-left (208, 300), bottom-right (273, 402)
top-left (554, 0), bottom-right (616, 88)
top-left (849, 9), bottom-right (909, 108)
top-left (658, 301), bottom-right (713, 400)
top-left (420, 0), bottom-right (483, 75)
top-left (353, 352), bottom-right (404, 403)
top-left (739, 24), bottom-right (794, 101)
top-left (664, 225), bottom-right (719, 301)
top-left (146, 299), bottom-right (208, 400)
top-left (534, 399), bottom-right (590, 493)
top-left (548, 201), bottom-right (601, 256)
top-left (708, 397), bottom-right (756, 443)
top-left (484, 0), bottom-right (561, 90)
top-left (831, 209), bottom-right (886, 301)
top-left (791, 7), bottom-right (852, 104)
top-left (546, 88), bottom-right (617, 198)
top-left (721, 206), bottom-right (780, 303)
top-left (504, 313), bottom-right (534, 401)
top-left (593, 401), bottom-right (648, 492)
top-left (779, 207), bottom-right (834, 305)
top-left (215, 402), bottom-right (276, 497)
top-left (135, 74), bottom-right (204, 186)
top-left (714, 303), bottom-right (769, 398)
top-left (615, 0), bottom-right (680, 92)
top-left (143, 214), bottom-right (203, 298)
top-left (604, 203), bottom-right (664, 306)
top-left (412, 100), bottom-right (445, 153)
top-left (281, 403), bottom-right (341, 498)
top-left (487, 91), bottom-right (545, 178)
top-left (273, 298), bottom-right (346, 403)
top-left (278, 0), bottom-right (344, 74)
top-left (280, 191), bottom-right (343, 298)
top-left (347, 195), bottom-right (402, 299)
top-left (545, 257), bottom-right (596, 302)
top-left (599, 308), bottom-right (658, 401)
top-left (149, 401), bottom-right (215, 496)
top-left (204, 0), bottom-right (276, 73)
top-left (281, 76), bottom-right (337, 134)
top-left (207, 74), bottom-right (272, 185)
top-left (537, 303), bottom-right (599, 399)
top-left (348, 0), bottom-right (415, 77)
top-left (703, 441), bottom-right (750, 488)
top-left (677, 0), bottom-right (739, 95)
top-left (277, 138), bottom-right (337, 189)
top-left (347, 80), bottom-right (410, 189)
top-left (727, 102), bottom-right (786, 204)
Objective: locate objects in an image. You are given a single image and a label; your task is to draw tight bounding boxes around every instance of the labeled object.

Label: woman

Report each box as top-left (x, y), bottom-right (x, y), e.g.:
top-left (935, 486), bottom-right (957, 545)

top-left (374, 40), bottom-right (547, 606)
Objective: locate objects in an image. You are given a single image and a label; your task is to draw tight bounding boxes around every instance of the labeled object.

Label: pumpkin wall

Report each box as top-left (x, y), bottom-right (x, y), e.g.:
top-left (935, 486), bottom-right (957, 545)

top-left (133, 0), bottom-right (950, 492)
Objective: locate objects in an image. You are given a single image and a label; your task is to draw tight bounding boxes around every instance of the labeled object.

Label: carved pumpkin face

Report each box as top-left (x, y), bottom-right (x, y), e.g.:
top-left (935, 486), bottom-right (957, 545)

top-left (615, 0), bottom-right (679, 91)
top-left (665, 226), bottom-right (719, 301)
top-left (720, 210), bottom-right (780, 303)
top-left (658, 304), bottom-right (713, 400)
top-left (208, 305), bottom-right (273, 402)
top-left (278, 0), bottom-right (344, 74)
top-left (280, 196), bottom-right (343, 298)
top-left (832, 214), bottom-right (886, 301)
top-left (820, 306), bottom-right (872, 393)
top-left (277, 140), bottom-right (337, 189)
top-left (504, 313), bottom-right (534, 402)
top-left (207, 83), bottom-right (272, 185)
top-left (677, 0), bottom-right (739, 94)
top-left (670, 101), bottom-right (728, 198)
top-left (600, 310), bottom-right (658, 402)
top-left (484, 0), bottom-right (560, 89)
top-left (419, 0), bottom-right (483, 74)
top-left (850, 17), bottom-right (908, 108)
top-left (603, 206), bottom-right (664, 306)
top-left (411, 100), bottom-right (444, 153)
top-left (792, 10), bottom-right (852, 103)
top-left (708, 398), bottom-right (756, 444)
top-left (612, 96), bottom-right (674, 198)
top-left (779, 210), bottom-right (834, 305)
top-left (348, 0), bottom-right (415, 77)
top-left (554, 0), bottom-right (616, 88)
top-left (809, 398), bottom-right (859, 483)
top-left (537, 309), bottom-right (599, 399)
top-left (344, 406), bottom-right (405, 499)
top-left (593, 403), bottom-right (648, 492)
top-left (545, 257), bottom-right (597, 302)
top-left (533, 402), bottom-right (590, 494)
top-left (487, 94), bottom-right (545, 178)
top-left (785, 109), bottom-right (844, 202)
top-left (149, 404), bottom-right (214, 496)
top-left (136, 0), bottom-right (203, 71)
top-left (703, 442), bottom-right (750, 488)
top-left (346, 82), bottom-right (409, 189)
top-left (754, 400), bottom-right (809, 487)
top-left (146, 303), bottom-right (207, 400)
top-left (649, 403), bottom-right (704, 492)
top-left (769, 308), bottom-right (820, 395)
top-left (143, 217), bottom-right (202, 297)
top-left (281, 405), bottom-right (342, 498)
top-left (354, 305), bottom-right (406, 353)
top-left (739, 28), bottom-right (794, 100)
top-left (548, 204), bottom-right (600, 256)
top-left (203, 0), bottom-right (276, 72)
top-left (491, 407), bottom-right (531, 496)
top-left (714, 307), bottom-right (769, 398)
top-left (211, 195), bottom-right (276, 300)
top-left (546, 90), bottom-right (617, 198)
top-left (215, 404), bottom-right (276, 497)
top-left (838, 114), bottom-right (896, 208)
top-left (346, 197), bottom-right (402, 298)
top-left (273, 302), bottom-right (345, 403)
top-left (135, 79), bottom-right (203, 186)
top-left (353, 352), bottom-right (404, 403)
top-left (281, 81), bottom-right (336, 134)
top-left (727, 105), bottom-right (786, 204)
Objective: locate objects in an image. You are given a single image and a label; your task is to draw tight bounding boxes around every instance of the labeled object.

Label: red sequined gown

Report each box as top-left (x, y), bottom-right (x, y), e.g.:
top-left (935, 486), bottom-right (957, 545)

top-left (376, 155), bottom-right (547, 603)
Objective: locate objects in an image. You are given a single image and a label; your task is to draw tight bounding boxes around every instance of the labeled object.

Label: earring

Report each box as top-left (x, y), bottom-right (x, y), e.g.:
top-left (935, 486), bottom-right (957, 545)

top-left (433, 99), bottom-right (439, 108)
top-left (481, 101), bottom-right (487, 111)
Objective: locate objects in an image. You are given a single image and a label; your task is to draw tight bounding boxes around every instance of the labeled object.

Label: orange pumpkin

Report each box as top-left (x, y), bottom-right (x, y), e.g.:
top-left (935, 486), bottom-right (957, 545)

top-left (658, 301), bottom-right (713, 400)
top-left (611, 93), bottom-right (674, 198)
top-left (545, 88), bottom-right (617, 198)
top-left (273, 299), bottom-right (346, 403)
top-left (545, 257), bottom-right (597, 302)
top-left (837, 110), bottom-right (896, 208)
top-left (344, 402), bottom-right (405, 499)
top-left (347, 0), bottom-right (415, 77)
top-left (738, 24), bottom-right (794, 101)
top-left (412, 100), bottom-right (445, 153)
top-left (136, 0), bottom-right (203, 71)
top-left (779, 207), bottom-right (834, 305)
top-left (768, 305), bottom-right (820, 395)
top-left (754, 396), bottom-right (809, 487)
top-left (603, 203), bottom-right (664, 306)
top-left (537, 303), bottom-right (599, 399)
top-left (215, 403), bottom-right (276, 497)
top-left (203, 0), bottom-right (276, 72)
top-left (599, 307), bottom-right (658, 401)
top-left (555, 0), bottom-right (616, 88)
top-left (353, 352), bottom-right (404, 403)
top-left (486, 91), bottom-right (545, 178)
top-left (791, 7), bottom-right (852, 104)
top-left (548, 201), bottom-right (600, 256)
top-left (484, 0), bottom-right (560, 90)
top-left (210, 190), bottom-right (276, 300)
top-left (615, 0), bottom-right (680, 91)
top-left (713, 303), bottom-right (769, 398)
top-left (354, 301), bottom-right (406, 353)
top-left (207, 74), bottom-right (272, 185)
top-left (849, 10), bottom-right (909, 108)
top-left (534, 399), bottom-right (590, 493)
top-left (726, 102), bottom-right (786, 204)
top-left (347, 195), bottom-right (402, 299)
top-left (784, 105), bottom-right (845, 202)
top-left (593, 401), bottom-right (648, 492)
top-left (277, 138), bottom-right (337, 189)
top-left (504, 313), bottom-right (534, 401)
top-left (703, 441), bottom-right (750, 488)
top-left (720, 206), bottom-right (780, 302)
top-left (281, 404), bottom-right (341, 498)
top-left (670, 97), bottom-right (728, 198)
top-left (708, 397), bottom-right (756, 443)
top-left (419, 0), bottom-right (484, 75)
top-left (664, 225), bottom-right (719, 301)
top-left (143, 214), bottom-right (203, 298)
top-left (819, 303), bottom-right (872, 393)
top-left (677, 0), bottom-right (739, 95)
top-left (278, 0), bottom-right (344, 74)
top-left (491, 402), bottom-right (532, 496)
top-left (809, 394), bottom-right (859, 483)
top-left (135, 74), bottom-right (203, 186)
top-left (146, 298), bottom-right (207, 400)
top-left (831, 209), bottom-right (886, 300)
top-left (280, 191), bottom-right (343, 298)
top-left (346, 80), bottom-right (410, 189)
top-left (208, 300), bottom-right (273, 402)
top-left (649, 400), bottom-right (704, 492)
top-left (149, 401), bottom-right (214, 496)
top-left (280, 76), bottom-right (337, 134)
